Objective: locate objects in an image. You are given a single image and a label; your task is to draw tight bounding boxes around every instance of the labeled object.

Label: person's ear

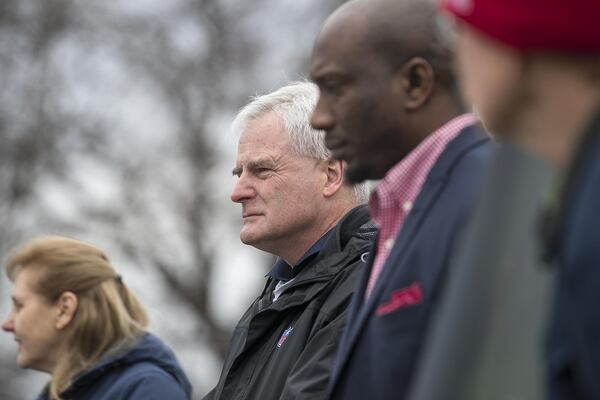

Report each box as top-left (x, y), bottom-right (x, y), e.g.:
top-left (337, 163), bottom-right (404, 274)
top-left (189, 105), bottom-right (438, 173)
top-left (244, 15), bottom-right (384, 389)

top-left (54, 291), bottom-right (78, 331)
top-left (322, 158), bottom-right (344, 197)
top-left (396, 57), bottom-right (435, 111)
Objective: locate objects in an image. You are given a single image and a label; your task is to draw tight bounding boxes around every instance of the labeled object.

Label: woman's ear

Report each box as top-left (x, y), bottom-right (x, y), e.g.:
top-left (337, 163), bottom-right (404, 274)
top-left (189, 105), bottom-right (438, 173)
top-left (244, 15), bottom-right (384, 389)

top-left (55, 291), bottom-right (78, 330)
top-left (322, 158), bottom-right (344, 197)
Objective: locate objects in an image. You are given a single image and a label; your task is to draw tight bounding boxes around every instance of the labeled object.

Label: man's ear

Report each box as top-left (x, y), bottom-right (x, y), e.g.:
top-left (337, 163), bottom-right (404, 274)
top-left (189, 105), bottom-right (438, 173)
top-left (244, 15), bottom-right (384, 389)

top-left (322, 158), bottom-right (344, 197)
top-left (54, 291), bottom-right (78, 331)
top-left (396, 57), bottom-right (435, 111)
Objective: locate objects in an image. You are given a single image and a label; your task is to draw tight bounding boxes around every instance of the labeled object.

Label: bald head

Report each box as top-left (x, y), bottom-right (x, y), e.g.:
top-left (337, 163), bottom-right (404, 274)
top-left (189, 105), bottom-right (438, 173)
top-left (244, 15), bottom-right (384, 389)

top-left (318, 0), bottom-right (456, 91)
top-left (310, 0), bottom-right (465, 183)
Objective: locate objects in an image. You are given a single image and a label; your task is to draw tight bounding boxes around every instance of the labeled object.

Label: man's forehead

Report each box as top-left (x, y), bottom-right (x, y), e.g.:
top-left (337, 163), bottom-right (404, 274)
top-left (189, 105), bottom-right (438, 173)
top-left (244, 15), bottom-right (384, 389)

top-left (236, 152), bottom-right (277, 166)
top-left (234, 136), bottom-right (289, 168)
top-left (238, 115), bottom-right (290, 149)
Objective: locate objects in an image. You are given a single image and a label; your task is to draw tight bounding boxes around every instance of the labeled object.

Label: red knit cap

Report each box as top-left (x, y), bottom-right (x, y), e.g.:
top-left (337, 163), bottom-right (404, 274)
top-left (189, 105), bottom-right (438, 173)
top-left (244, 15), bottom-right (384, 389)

top-left (441, 0), bottom-right (600, 52)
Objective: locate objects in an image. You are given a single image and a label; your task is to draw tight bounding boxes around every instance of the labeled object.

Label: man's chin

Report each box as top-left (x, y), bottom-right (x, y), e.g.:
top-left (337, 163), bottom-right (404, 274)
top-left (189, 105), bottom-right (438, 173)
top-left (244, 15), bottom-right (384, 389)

top-left (345, 164), bottom-right (376, 184)
top-left (239, 230), bottom-right (261, 247)
top-left (240, 234), bottom-right (276, 255)
top-left (239, 235), bottom-right (254, 246)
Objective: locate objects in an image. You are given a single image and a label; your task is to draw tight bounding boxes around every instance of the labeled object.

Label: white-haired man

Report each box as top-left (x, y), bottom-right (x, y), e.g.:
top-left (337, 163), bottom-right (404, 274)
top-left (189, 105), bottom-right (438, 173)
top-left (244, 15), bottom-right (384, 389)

top-left (203, 82), bottom-right (375, 400)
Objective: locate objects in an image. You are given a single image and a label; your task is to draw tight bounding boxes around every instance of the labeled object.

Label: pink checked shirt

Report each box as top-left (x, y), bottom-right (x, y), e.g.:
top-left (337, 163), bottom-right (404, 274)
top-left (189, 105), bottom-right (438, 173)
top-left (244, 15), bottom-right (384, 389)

top-left (365, 114), bottom-right (478, 298)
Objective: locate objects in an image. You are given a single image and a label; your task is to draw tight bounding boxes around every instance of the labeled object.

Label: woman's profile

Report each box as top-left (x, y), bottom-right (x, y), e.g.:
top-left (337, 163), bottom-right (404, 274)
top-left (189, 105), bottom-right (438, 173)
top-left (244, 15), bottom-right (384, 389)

top-left (1, 236), bottom-right (192, 400)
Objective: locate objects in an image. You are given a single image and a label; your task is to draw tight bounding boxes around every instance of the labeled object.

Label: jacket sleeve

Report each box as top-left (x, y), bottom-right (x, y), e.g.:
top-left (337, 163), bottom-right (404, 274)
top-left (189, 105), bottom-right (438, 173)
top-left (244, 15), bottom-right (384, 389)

top-left (279, 266), bottom-right (359, 400)
top-left (121, 371), bottom-right (190, 400)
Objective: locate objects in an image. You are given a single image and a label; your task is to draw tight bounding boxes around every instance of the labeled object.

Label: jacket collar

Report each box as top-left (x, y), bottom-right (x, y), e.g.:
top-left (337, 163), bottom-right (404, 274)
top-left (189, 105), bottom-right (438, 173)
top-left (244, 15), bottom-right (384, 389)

top-left (259, 205), bottom-right (376, 310)
top-left (44, 333), bottom-right (192, 399)
top-left (266, 229), bottom-right (335, 282)
top-left (425, 123), bottom-right (490, 182)
top-left (293, 205), bottom-right (375, 280)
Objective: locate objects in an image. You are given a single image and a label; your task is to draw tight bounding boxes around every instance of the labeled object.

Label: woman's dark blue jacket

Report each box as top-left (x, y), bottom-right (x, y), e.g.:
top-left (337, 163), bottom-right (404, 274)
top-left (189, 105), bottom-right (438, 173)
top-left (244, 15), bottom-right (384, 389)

top-left (36, 333), bottom-right (192, 400)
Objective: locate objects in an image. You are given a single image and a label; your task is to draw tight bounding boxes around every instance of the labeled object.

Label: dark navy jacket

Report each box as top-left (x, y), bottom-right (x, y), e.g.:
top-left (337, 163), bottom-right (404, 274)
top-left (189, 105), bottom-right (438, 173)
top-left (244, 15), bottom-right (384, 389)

top-left (37, 333), bottom-right (192, 400)
top-left (546, 108), bottom-right (600, 400)
top-left (327, 124), bottom-right (495, 400)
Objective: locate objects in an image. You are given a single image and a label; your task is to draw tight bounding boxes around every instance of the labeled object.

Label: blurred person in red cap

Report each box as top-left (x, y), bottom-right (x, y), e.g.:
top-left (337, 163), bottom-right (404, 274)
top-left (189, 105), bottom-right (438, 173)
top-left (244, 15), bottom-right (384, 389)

top-left (442, 0), bottom-right (600, 398)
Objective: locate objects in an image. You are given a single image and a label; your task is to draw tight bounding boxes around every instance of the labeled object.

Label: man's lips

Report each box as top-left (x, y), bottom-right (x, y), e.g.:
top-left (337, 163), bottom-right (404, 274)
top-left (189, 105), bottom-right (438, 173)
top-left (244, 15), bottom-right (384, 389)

top-left (325, 140), bottom-right (350, 160)
top-left (242, 213), bottom-right (263, 218)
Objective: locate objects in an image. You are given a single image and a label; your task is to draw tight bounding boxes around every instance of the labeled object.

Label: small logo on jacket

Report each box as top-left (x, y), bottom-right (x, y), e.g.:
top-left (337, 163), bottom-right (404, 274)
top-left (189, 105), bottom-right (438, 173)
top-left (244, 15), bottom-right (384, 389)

top-left (277, 326), bottom-right (294, 348)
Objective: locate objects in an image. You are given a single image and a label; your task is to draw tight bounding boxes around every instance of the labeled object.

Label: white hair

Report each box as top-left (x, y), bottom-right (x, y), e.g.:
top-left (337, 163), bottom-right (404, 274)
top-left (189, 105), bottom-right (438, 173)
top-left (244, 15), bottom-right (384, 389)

top-left (232, 81), bottom-right (370, 203)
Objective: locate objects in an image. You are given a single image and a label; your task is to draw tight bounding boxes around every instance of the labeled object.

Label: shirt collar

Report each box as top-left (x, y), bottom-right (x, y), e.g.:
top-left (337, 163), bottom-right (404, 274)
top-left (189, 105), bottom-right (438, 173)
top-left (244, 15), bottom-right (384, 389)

top-left (369, 113), bottom-right (477, 224)
top-left (266, 229), bottom-right (335, 282)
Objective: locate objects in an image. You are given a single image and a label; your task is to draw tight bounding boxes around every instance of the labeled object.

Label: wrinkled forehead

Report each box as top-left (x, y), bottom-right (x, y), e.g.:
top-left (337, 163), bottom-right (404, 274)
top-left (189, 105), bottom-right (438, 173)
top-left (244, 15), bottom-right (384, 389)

top-left (238, 113), bottom-right (289, 144)
top-left (236, 115), bottom-right (293, 161)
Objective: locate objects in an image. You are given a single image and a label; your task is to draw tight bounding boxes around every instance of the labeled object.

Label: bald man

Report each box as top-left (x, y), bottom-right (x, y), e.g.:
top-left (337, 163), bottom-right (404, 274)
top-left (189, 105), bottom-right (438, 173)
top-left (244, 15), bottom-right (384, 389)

top-left (310, 1), bottom-right (496, 399)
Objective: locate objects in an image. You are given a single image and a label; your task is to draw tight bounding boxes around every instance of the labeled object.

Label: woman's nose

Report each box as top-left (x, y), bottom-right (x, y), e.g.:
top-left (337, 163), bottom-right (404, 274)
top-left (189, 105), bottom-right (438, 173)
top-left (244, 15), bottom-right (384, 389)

top-left (1, 317), bottom-right (14, 332)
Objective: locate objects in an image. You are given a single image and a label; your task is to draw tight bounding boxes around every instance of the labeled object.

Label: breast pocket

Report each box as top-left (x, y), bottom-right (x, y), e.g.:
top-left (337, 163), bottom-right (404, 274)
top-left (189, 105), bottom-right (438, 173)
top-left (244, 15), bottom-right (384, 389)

top-left (375, 282), bottom-right (423, 317)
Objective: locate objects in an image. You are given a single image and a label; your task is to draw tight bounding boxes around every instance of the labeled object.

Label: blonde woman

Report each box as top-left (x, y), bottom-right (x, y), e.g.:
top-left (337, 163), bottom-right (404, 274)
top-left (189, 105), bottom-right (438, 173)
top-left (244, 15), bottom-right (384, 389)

top-left (1, 236), bottom-right (192, 400)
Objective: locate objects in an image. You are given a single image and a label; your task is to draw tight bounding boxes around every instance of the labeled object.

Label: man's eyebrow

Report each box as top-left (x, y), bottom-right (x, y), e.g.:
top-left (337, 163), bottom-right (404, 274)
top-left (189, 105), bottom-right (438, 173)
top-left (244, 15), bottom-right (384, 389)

top-left (232, 158), bottom-right (275, 176)
top-left (311, 64), bottom-right (346, 80)
top-left (247, 159), bottom-right (274, 170)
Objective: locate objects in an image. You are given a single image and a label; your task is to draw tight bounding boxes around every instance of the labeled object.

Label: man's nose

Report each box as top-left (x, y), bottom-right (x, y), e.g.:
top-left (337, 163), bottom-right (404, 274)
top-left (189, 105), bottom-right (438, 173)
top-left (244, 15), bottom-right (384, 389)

top-left (311, 96), bottom-right (335, 131)
top-left (230, 175), bottom-right (254, 203)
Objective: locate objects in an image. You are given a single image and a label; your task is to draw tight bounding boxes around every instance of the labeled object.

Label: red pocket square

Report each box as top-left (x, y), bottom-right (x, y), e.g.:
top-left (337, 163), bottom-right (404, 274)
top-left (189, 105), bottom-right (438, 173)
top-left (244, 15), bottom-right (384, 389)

top-left (376, 282), bottom-right (423, 316)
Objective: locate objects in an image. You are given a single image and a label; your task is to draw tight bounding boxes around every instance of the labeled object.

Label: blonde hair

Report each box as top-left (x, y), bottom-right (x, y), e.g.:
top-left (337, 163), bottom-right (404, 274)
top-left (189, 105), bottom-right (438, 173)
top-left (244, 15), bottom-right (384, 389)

top-left (5, 236), bottom-right (148, 400)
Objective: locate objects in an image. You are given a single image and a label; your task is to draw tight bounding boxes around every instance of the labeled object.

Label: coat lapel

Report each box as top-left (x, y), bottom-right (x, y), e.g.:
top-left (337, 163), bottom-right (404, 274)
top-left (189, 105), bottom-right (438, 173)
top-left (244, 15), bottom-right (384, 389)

top-left (343, 175), bottom-right (448, 353)
top-left (329, 238), bottom-right (376, 387)
top-left (343, 234), bottom-right (378, 331)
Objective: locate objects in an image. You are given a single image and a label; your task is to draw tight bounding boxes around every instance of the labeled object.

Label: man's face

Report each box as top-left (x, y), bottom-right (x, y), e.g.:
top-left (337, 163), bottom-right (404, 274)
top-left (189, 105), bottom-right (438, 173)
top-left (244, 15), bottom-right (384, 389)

top-left (310, 22), bottom-right (409, 184)
top-left (231, 111), bottom-right (325, 256)
top-left (455, 24), bottom-right (523, 136)
top-left (2, 268), bottom-right (64, 373)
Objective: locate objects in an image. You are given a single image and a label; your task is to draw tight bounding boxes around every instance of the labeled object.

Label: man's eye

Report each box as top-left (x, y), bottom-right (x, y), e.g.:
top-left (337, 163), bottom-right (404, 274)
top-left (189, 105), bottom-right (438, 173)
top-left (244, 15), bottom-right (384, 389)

top-left (322, 80), bottom-right (341, 95)
top-left (255, 167), bottom-right (276, 179)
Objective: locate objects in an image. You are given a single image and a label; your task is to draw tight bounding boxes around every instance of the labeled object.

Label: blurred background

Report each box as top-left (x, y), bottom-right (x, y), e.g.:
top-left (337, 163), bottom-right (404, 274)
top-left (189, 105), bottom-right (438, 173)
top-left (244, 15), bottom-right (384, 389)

top-left (0, 0), bottom-right (345, 397)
